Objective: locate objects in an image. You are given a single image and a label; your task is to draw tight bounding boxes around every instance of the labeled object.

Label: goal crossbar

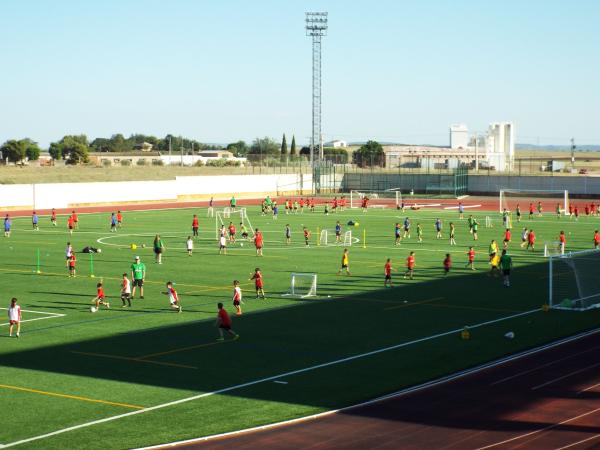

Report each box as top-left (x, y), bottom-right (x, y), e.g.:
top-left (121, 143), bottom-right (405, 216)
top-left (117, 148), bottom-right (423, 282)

top-left (499, 189), bottom-right (569, 214)
top-left (548, 248), bottom-right (600, 311)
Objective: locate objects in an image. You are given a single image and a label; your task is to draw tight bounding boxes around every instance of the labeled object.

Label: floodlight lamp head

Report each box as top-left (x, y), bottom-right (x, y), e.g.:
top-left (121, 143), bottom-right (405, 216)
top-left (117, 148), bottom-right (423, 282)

top-left (305, 12), bottom-right (328, 36)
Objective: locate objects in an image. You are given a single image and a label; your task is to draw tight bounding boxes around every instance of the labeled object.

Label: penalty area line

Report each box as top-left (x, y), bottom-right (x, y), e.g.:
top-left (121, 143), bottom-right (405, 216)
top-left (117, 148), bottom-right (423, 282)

top-left (0, 307), bottom-right (558, 448)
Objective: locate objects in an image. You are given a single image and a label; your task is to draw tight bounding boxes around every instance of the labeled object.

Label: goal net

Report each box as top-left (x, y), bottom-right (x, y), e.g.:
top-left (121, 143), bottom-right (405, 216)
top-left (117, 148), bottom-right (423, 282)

top-left (319, 229), bottom-right (328, 246)
top-left (544, 241), bottom-right (564, 257)
top-left (283, 273), bottom-right (317, 298)
top-left (350, 190), bottom-right (401, 209)
top-left (215, 208), bottom-right (254, 239)
top-left (343, 230), bottom-right (353, 246)
top-left (549, 249), bottom-right (600, 311)
top-left (499, 189), bottom-right (569, 215)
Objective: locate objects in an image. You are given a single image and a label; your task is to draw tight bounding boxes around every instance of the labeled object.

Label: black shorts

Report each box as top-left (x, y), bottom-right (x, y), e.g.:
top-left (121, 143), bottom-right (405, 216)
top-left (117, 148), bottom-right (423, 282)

top-left (444, 267), bottom-right (450, 273)
top-left (121, 293), bottom-right (131, 300)
top-left (233, 300), bottom-right (240, 306)
top-left (154, 248), bottom-right (162, 254)
top-left (502, 269), bottom-right (510, 276)
top-left (341, 264), bottom-right (348, 269)
top-left (219, 324), bottom-right (231, 330)
top-left (192, 226), bottom-right (198, 231)
top-left (133, 279), bottom-right (143, 287)
top-left (385, 274), bottom-right (391, 280)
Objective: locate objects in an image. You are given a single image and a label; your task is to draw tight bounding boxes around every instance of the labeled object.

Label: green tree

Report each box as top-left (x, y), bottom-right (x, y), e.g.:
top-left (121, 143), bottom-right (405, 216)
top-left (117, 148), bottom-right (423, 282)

top-left (48, 142), bottom-right (63, 160)
top-left (0, 139), bottom-right (27, 163)
top-left (280, 133), bottom-right (288, 162)
top-left (290, 135), bottom-right (297, 156)
top-left (248, 137), bottom-right (279, 156)
top-left (24, 140), bottom-right (41, 161)
top-left (50, 135), bottom-right (90, 164)
top-left (353, 140), bottom-right (385, 167)
top-left (226, 140), bottom-right (248, 157)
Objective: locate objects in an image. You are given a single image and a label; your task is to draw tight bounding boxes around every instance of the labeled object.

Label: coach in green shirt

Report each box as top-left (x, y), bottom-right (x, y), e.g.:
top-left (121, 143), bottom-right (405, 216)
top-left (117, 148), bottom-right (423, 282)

top-left (500, 250), bottom-right (513, 288)
top-left (131, 256), bottom-right (146, 299)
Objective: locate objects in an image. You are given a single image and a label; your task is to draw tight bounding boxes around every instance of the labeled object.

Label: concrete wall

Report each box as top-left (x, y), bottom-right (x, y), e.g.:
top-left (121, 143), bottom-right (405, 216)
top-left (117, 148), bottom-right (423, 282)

top-left (0, 174), bottom-right (312, 210)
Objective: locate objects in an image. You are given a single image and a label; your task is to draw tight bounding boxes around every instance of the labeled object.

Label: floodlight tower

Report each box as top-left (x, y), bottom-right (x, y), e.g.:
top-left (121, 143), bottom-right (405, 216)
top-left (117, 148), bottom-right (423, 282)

top-left (305, 12), bottom-right (328, 166)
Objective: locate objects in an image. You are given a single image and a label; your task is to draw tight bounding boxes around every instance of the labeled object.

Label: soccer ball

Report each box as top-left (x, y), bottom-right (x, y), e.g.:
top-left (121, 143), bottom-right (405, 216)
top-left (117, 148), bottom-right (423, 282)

top-left (90, 306), bottom-right (97, 313)
top-left (141, 244), bottom-right (146, 248)
top-left (240, 243), bottom-right (244, 247)
top-left (96, 248), bottom-right (102, 253)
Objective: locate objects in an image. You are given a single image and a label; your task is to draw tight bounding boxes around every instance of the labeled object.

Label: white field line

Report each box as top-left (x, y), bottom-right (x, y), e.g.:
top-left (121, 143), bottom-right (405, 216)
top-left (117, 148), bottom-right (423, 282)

top-left (136, 327), bottom-right (600, 450)
top-left (0, 308), bottom-right (65, 327)
top-left (579, 381), bottom-right (600, 394)
top-left (475, 407), bottom-right (600, 450)
top-left (0, 308), bottom-right (576, 449)
top-left (556, 433), bottom-right (600, 449)
top-left (444, 205), bottom-right (482, 210)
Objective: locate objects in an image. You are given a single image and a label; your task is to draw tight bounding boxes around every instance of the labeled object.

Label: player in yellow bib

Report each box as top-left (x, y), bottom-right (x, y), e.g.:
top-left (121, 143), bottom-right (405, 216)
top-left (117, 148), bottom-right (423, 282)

top-left (337, 248), bottom-right (351, 276)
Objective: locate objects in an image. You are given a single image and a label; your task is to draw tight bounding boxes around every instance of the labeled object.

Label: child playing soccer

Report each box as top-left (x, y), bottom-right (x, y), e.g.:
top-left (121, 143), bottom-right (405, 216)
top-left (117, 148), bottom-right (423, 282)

top-left (186, 236), bottom-right (194, 256)
top-left (559, 230), bottom-right (566, 255)
top-left (71, 210), bottom-right (79, 229)
top-left (405, 252), bottom-right (415, 280)
top-left (417, 223), bottom-right (423, 243)
top-left (117, 210), bottom-right (123, 227)
top-left (594, 230), bottom-right (600, 249)
top-left (65, 242), bottom-right (73, 268)
top-left (232, 280), bottom-right (242, 315)
top-left (503, 228), bottom-right (511, 249)
top-left (192, 214), bottom-right (199, 237)
top-left (303, 227), bottom-right (311, 247)
top-left (537, 201), bottom-right (543, 217)
top-left (254, 229), bottom-right (263, 256)
top-left (466, 246), bottom-right (476, 270)
top-left (8, 298), bottom-right (21, 338)
top-left (394, 223), bottom-right (401, 246)
top-left (163, 281), bottom-right (182, 312)
top-left (250, 268), bottom-right (266, 299)
top-left (499, 249), bottom-right (513, 287)
top-left (228, 222), bottom-right (236, 243)
top-left (443, 253), bottom-right (452, 276)
top-left (121, 273), bottom-right (132, 307)
top-left (435, 218), bottom-right (442, 239)
top-left (91, 282), bottom-right (110, 311)
top-left (337, 248), bottom-right (351, 276)
top-left (403, 217), bottom-right (411, 239)
top-left (110, 213), bottom-right (117, 232)
top-left (4, 214), bottom-right (11, 237)
top-left (51, 208), bottom-right (57, 226)
top-left (285, 224), bottom-right (291, 245)
top-left (384, 258), bottom-right (394, 287)
top-left (472, 218), bottom-right (479, 241)
top-left (449, 222), bottom-right (456, 246)
top-left (520, 227), bottom-right (529, 248)
top-left (527, 229), bottom-right (536, 251)
top-left (335, 221), bottom-right (342, 243)
top-left (216, 302), bottom-right (238, 341)
top-left (219, 234), bottom-right (227, 255)
top-left (32, 211), bottom-right (39, 231)
top-left (240, 222), bottom-right (249, 240)
top-left (67, 215), bottom-right (74, 235)
top-left (68, 253), bottom-right (76, 277)
top-left (516, 204), bottom-right (521, 222)
top-left (556, 203), bottom-right (561, 219)
top-left (528, 203), bottom-right (534, 220)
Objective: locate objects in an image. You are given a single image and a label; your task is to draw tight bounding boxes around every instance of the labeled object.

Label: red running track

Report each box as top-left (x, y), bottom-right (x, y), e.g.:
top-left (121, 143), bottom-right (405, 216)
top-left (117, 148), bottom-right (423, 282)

top-left (161, 330), bottom-right (600, 450)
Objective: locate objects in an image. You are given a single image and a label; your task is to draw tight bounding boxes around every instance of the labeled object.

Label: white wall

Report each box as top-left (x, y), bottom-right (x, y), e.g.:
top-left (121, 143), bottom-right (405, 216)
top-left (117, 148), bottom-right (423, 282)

top-left (0, 174), bottom-right (313, 210)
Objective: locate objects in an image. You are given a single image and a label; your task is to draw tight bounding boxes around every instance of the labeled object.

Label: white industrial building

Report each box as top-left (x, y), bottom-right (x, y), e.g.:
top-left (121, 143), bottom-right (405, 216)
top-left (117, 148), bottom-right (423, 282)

top-left (383, 122), bottom-right (515, 172)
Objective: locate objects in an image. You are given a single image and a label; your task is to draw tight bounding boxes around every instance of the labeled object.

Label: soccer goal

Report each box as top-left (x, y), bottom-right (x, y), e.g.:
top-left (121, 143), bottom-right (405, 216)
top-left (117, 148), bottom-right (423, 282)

top-left (548, 249), bottom-right (600, 311)
top-left (343, 230), bottom-right (353, 246)
top-left (350, 190), bottom-right (401, 209)
top-left (215, 208), bottom-right (254, 239)
top-left (544, 241), bottom-right (564, 257)
top-left (485, 216), bottom-right (493, 228)
top-left (319, 229), bottom-right (328, 246)
top-left (283, 273), bottom-right (317, 298)
top-left (499, 189), bottom-right (569, 215)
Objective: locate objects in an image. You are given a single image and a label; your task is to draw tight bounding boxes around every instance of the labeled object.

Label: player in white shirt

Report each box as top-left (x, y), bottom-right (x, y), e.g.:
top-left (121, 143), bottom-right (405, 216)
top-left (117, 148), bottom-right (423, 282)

top-left (65, 242), bottom-right (73, 268)
top-left (162, 281), bottom-right (182, 312)
top-left (186, 236), bottom-right (194, 256)
top-left (8, 297), bottom-right (21, 338)
top-left (219, 235), bottom-right (227, 255)
top-left (120, 273), bottom-right (132, 307)
top-left (232, 280), bottom-right (242, 315)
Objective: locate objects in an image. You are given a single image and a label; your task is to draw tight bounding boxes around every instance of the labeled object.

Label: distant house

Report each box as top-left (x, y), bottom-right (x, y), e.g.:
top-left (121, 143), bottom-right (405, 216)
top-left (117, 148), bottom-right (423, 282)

top-left (324, 140), bottom-right (348, 148)
top-left (196, 150), bottom-right (234, 159)
top-left (133, 142), bottom-right (154, 152)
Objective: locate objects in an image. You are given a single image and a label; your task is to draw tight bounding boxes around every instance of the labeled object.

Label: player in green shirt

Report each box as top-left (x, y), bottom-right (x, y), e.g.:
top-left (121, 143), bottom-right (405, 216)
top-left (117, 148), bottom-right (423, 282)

top-left (230, 196), bottom-right (237, 210)
top-left (130, 256), bottom-right (146, 299)
top-left (467, 215), bottom-right (475, 234)
top-left (472, 219), bottom-right (479, 240)
top-left (416, 223), bottom-right (423, 243)
top-left (499, 250), bottom-right (513, 287)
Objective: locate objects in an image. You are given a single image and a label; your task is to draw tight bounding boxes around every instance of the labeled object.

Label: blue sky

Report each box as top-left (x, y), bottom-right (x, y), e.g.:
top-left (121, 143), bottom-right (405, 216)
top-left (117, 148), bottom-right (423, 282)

top-left (1, 0), bottom-right (599, 147)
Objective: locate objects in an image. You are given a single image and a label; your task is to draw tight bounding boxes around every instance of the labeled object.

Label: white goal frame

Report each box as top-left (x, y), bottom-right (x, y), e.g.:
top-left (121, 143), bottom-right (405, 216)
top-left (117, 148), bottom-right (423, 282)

top-left (350, 190), bottom-right (401, 209)
top-left (282, 272), bottom-right (317, 298)
top-left (215, 208), bottom-right (254, 239)
top-left (499, 189), bottom-right (569, 214)
top-left (548, 248), bottom-right (600, 311)
top-left (343, 230), bottom-right (353, 246)
top-left (319, 229), bottom-right (328, 246)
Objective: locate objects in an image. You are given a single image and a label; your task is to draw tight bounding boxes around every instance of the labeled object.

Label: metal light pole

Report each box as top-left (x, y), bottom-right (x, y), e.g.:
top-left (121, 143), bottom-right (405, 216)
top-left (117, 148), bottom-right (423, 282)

top-left (305, 12), bottom-right (328, 167)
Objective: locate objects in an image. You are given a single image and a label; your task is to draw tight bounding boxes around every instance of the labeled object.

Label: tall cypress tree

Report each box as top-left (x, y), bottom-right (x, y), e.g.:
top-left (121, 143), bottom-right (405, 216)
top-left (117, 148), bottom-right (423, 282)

top-left (290, 135), bottom-right (297, 156)
top-left (280, 133), bottom-right (288, 162)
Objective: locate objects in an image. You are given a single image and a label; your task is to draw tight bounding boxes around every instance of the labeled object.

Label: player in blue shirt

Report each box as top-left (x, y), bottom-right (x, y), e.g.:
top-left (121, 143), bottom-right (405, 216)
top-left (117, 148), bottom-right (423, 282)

top-left (403, 217), bottom-right (411, 239)
top-left (394, 223), bottom-right (401, 245)
top-left (335, 221), bottom-right (342, 243)
top-left (32, 211), bottom-right (39, 231)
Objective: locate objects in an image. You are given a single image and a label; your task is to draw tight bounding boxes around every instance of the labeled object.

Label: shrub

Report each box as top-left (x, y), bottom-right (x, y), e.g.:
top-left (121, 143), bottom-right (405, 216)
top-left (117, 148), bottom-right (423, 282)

top-left (120, 159), bottom-right (132, 166)
top-left (136, 159), bottom-right (147, 166)
top-left (152, 159), bottom-right (164, 166)
top-left (194, 160), bottom-right (205, 167)
top-left (102, 159), bottom-right (112, 167)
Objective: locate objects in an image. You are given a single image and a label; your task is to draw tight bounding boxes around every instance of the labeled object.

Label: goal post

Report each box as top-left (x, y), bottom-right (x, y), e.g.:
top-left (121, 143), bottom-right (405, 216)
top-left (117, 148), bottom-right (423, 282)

top-left (282, 273), bottom-right (317, 298)
top-left (350, 190), bottom-right (401, 209)
top-left (215, 208), bottom-right (254, 239)
top-left (548, 249), bottom-right (600, 311)
top-left (319, 229), bottom-right (328, 246)
top-left (343, 230), bottom-right (352, 246)
top-left (499, 189), bottom-right (569, 214)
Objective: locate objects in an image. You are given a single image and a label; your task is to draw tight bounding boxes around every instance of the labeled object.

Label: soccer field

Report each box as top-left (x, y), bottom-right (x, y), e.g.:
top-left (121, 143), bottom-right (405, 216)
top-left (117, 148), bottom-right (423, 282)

top-left (1, 202), bottom-right (599, 449)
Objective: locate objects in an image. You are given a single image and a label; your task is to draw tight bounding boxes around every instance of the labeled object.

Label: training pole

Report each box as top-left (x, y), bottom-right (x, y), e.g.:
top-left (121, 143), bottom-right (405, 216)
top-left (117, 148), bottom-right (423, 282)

top-left (36, 248), bottom-right (41, 274)
top-left (316, 227), bottom-right (320, 246)
top-left (363, 229), bottom-right (366, 249)
top-left (89, 252), bottom-right (95, 278)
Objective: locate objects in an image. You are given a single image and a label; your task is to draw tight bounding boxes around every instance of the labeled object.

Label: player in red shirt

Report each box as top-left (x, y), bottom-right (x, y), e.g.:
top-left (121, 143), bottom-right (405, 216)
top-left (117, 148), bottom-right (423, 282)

top-left (527, 229), bottom-right (536, 251)
top-left (191, 214), bottom-right (199, 237)
top-left (162, 281), bottom-right (182, 312)
top-left (332, 198), bottom-right (338, 213)
top-left (67, 215), bottom-right (75, 235)
top-left (250, 267), bottom-right (265, 299)
top-left (361, 196), bottom-right (369, 212)
top-left (528, 203), bottom-right (534, 220)
top-left (299, 198), bottom-right (305, 214)
top-left (228, 222), bottom-right (236, 243)
top-left (117, 210), bottom-right (123, 228)
top-left (303, 227), bottom-right (311, 247)
top-left (574, 205), bottom-right (579, 221)
top-left (51, 208), bottom-right (57, 226)
top-left (558, 230), bottom-right (566, 255)
top-left (443, 253), bottom-right (452, 276)
top-left (594, 230), bottom-right (600, 249)
top-left (68, 253), bottom-right (76, 277)
top-left (503, 228), bottom-right (511, 249)
top-left (384, 258), bottom-right (394, 287)
top-left (310, 198), bottom-right (316, 212)
top-left (585, 205), bottom-right (590, 216)
top-left (216, 302), bottom-right (238, 341)
top-left (71, 210), bottom-right (79, 229)
top-left (254, 228), bottom-right (263, 256)
top-left (404, 251), bottom-right (415, 280)
top-left (91, 282), bottom-right (110, 311)
top-left (8, 297), bottom-right (22, 338)
top-left (466, 246), bottom-right (476, 270)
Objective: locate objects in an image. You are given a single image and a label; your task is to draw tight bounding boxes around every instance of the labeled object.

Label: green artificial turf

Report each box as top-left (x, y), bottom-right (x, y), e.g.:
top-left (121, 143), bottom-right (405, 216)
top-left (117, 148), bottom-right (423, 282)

top-left (0, 204), bottom-right (598, 449)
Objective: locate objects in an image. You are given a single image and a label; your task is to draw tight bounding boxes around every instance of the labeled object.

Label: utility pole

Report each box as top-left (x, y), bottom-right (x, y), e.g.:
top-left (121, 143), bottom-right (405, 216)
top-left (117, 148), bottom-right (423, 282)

top-left (305, 12), bottom-right (328, 167)
top-left (570, 137), bottom-right (576, 171)
top-left (474, 133), bottom-right (479, 173)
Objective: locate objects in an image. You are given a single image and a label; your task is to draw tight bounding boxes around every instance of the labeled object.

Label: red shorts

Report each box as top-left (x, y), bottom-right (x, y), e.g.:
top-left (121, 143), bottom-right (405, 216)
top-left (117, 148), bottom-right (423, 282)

top-left (9, 320), bottom-right (19, 325)
top-left (255, 283), bottom-right (263, 289)
top-left (255, 245), bottom-right (263, 249)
